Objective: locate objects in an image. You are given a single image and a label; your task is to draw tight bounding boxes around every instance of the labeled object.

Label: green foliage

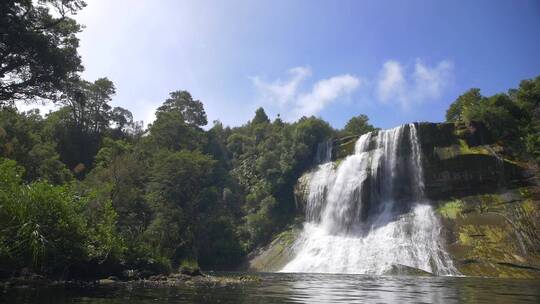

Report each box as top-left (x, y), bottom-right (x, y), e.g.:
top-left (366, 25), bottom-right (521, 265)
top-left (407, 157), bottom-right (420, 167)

top-left (148, 111), bottom-right (205, 151)
top-left (462, 94), bottom-right (520, 141)
top-left (146, 150), bottom-right (216, 262)
top-left (341, 114), bottom-right (377, 137)
top-left (27, 142), bottom-right (73, 184)
top-left (197, 216), bottom-right (244, 269)
top-left (53, 78), bottom-right (118, 170)
top-left (0, 108), bottom-right (72, 183)
top-left (148, 91), bottom-right (209, 151)
top-left (446, 88), bottom-right (483, 122)
top-left (252, 107), bottom-right (270, 125)
top-left (245, 196), bottom-right (277, 246)
top-left (0, 0), bottom-right (330, 277)
top-left (0, 0), bottom-right (86, 103)
top-left (226, 110), bottom-right (335, 250)
top-left (445, 76), bottom-right (540, 162)
top-left (0, 158), bottom-right (103, 274)
top-left (156, 90), bottom-right (208, 127)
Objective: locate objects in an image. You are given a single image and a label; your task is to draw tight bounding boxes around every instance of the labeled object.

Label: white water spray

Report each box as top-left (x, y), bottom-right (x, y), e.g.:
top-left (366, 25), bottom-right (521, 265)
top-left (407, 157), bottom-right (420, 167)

top-left (281, 124), bottom-right (457, 275)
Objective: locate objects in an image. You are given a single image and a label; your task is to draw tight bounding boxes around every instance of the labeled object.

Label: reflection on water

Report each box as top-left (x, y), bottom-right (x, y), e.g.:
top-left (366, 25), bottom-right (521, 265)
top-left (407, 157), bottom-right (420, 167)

top-left (2, 272), bottom-right (540, 304)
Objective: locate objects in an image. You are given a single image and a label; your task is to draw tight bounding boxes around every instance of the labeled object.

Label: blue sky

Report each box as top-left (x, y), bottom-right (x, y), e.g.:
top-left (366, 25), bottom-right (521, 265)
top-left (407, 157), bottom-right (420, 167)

top-left (66, 0), bottom-right (540, 129)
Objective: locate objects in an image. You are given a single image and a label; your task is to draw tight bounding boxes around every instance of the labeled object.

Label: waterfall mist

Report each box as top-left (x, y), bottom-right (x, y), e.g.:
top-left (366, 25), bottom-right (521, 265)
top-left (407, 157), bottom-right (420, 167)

top-left (281, 124), bottom-right (457, 275)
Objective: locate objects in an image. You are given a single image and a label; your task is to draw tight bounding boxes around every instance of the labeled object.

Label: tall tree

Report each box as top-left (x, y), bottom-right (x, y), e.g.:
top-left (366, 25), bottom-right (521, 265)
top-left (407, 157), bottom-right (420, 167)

top-left (0, 0), bottom-right (86, 104)
top-left (252, 107), bottom-right (270, 125)
top-left (445, 88), bottom-right (483, 122)
top-left (156, 91), bottom-right (207, 127)
top-left (341, 114), bottom-right (376, 137)
top-left (149, 90), bottom-right (207, 151)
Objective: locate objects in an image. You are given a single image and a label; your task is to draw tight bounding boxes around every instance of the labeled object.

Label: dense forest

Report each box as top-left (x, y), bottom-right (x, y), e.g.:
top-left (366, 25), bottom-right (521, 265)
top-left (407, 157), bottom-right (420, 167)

top-left (1, 0), bottom-right (539, 279)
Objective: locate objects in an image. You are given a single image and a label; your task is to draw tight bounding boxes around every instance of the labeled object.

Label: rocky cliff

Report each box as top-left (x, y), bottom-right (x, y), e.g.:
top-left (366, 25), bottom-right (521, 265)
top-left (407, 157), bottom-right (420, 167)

top-left (246, 122), bottom-right (540, 278)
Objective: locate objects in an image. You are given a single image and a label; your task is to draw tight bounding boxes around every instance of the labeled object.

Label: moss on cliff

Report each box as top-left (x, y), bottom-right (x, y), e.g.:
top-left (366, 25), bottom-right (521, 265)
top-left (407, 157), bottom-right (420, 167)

top-left (438, 200), bottom-right (464, 219)
top-left (437, 188), bottom-right (540, 278)
top-left (243, 226), bottom-right (301, 272)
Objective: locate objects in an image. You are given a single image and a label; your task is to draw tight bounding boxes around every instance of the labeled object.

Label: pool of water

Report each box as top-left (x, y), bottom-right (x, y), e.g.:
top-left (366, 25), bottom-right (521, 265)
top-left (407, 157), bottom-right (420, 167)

top-left (2, 272), bottom-right (540, 303)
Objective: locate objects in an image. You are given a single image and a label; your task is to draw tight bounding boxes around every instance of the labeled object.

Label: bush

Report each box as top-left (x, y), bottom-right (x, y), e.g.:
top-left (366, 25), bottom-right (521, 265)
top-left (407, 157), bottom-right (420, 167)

top-left (0, 159), bottom-right (87, 274)
top-left (0, 158), bottom-right (123, 275)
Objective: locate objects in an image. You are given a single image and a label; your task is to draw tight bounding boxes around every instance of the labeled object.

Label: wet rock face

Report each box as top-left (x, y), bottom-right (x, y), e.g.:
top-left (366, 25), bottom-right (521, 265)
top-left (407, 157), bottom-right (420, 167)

top-left (326, 121), bottom-right (533, 200)
top-left (300, 122), bottom-right (530, 211)
top-left (423, 153), bottom-right (525, 200)
top-left (415, 122), bottom-right (530, 200)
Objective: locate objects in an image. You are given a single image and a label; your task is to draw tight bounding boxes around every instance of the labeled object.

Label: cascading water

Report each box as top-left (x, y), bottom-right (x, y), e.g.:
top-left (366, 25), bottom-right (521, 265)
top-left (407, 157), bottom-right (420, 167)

top-left (281, 123), bottom-right (457, 275)
top-left (314, 139), bottom-right (333, 164)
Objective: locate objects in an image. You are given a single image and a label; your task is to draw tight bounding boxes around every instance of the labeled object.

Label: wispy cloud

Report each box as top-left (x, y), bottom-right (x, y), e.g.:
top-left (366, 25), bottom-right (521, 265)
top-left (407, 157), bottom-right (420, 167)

top-left (252, 67), bottom-right (360, 119)
top-left (295, 74), bottom-right (360, 118)
top-left (251, 67), bottom-right (311, 107)
top-left (377, 60), bottom-right (406, 105)
top-left (377, 59), bottom-right (453, 109)
top-left (252, 60), bottom-right (452, 120)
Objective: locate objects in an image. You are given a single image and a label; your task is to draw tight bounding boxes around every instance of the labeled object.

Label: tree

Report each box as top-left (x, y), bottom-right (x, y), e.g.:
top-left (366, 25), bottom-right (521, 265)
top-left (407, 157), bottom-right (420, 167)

top-left (0, 158), bottom-right (121, 275)
top-left (146, 150), bottom-right (216, 262)
top-left (149, 91), bottom-right (208, 151)
top-left (86, 138), bottom-right (151, 238)
top-left (0, 107), bottom-right (71, 183)
top-left (0, 0), bottom-right (86, 104)
top-left (341, 114), bottom-right (376, 137)
top-left (61, 77), bottom-right (116, 133)
top-left (87, 78), bottom-right (115, 134)
top-left (43, 78), bottom-right (116, 172)
top-left (445, 88), bottom-right (483, 122)
top-left (148, 111), bottom-right (205, 151)
top-left (462, 93), bottom-right (519, 142)
top-left (512, 76), bottom-right (540, 162)
top-left (111, 107), bottom-right (133, 132)
top-left (156, 91), bottom-right (207, 127)
top-left (252, 107), bottom-right (270, 125)
top-left (445, 76), bottom-right (540, 162)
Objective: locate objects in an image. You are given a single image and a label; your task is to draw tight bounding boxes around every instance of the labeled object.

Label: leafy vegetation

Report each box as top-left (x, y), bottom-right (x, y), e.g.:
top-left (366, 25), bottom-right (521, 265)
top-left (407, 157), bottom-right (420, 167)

top-left (445, 77), bottom-right (540, 162)
top-left (0, 95), bottom-right (343, 277)
top-left (0, 0), bottom-right (86, 103)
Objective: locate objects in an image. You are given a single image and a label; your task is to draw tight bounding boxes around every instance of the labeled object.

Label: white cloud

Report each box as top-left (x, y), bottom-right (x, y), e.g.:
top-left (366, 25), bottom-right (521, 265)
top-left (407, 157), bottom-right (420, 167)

top-left (251, 67), bottom-right (311, 106)
top-left (413, 60), bottom-right (453, 100)
top-left (377, 59), bottom-right (453, 109)
top-left (377, 60), bottom-right (406, 105)
top-left (252, 67), bottom-right (360, 119)
top-left (295, 74), bottom-right (360, 117)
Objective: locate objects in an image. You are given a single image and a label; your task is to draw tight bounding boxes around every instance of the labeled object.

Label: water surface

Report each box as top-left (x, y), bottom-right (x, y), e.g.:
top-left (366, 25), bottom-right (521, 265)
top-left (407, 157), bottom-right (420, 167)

top-left (3, 272), bottom-right (539, 303)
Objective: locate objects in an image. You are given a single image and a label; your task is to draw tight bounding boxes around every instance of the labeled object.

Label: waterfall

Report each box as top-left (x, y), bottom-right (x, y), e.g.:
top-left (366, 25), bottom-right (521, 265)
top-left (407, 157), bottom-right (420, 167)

top-left (281, 124), bottom-right (457, 275)
top-left (315, 139), bottom-right (333, 164)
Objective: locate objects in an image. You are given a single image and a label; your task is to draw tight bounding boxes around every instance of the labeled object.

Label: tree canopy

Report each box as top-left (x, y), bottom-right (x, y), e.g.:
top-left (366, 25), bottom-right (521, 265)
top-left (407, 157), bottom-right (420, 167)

top-left (341, 114), bottom-right (377, 137)
top-left (445, 76), bottom-right (540, 162)
top-left (0, 0), bottom-right (86, 104)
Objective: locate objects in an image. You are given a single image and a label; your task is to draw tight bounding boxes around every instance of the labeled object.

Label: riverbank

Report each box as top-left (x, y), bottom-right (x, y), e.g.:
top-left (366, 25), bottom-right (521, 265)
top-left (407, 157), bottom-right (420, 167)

top-left (1, 271), bottom-right (261, 291)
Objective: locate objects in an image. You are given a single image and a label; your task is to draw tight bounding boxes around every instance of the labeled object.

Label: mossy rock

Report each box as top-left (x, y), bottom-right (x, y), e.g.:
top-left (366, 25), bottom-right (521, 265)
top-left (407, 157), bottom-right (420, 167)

top-left (178, 259), bottom-right (203, 276)
top-left (243, 226), bottom-right (301, 272)
top-left (438, 188), bottom-right (540, 278)
top-left (438, 199), bottom-right (465, 219)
